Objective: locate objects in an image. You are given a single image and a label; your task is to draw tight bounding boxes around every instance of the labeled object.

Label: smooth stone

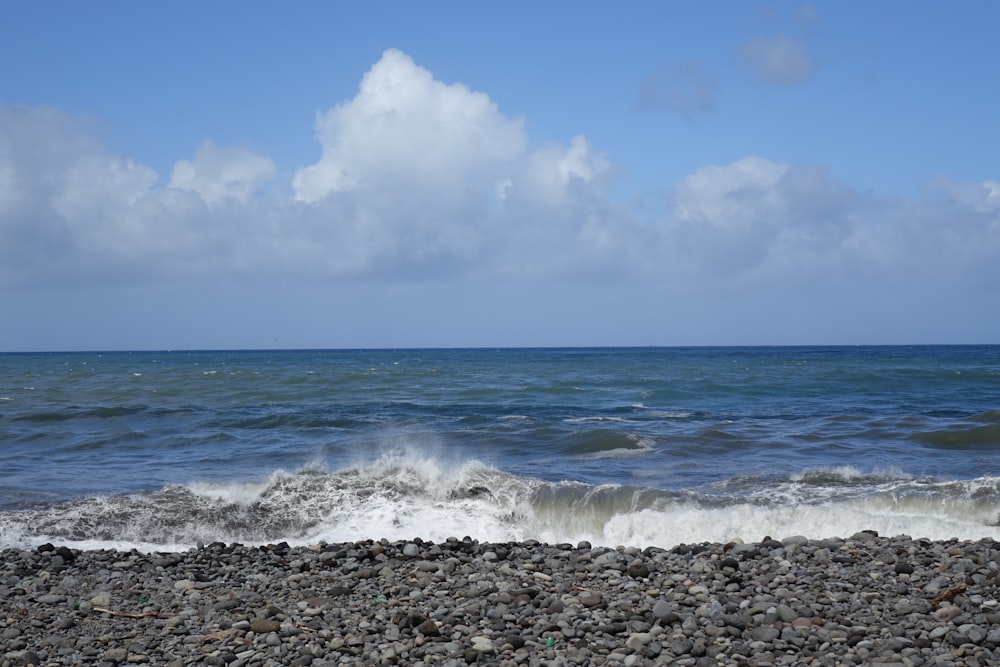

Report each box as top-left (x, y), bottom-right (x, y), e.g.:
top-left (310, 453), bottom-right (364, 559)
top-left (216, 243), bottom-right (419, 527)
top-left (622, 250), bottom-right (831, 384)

top-left (751, 626), bottom-right (780, 642)
top-left (670, 637), bottom-right (694, 655)
top-left (249, 620), bottom-right (281, 634)
top-left (104, 647), bottom-right (129, 663)
top-left (652, 600), bottom-right (672, 618)
top-left (416, 620), bottom-right (440, 636)
top-left (626, 560), bottom-right (650, 578)
top-left (933, 605), bottom-right (962, 621)
top-left (625, 632), bottom-right (652, 650)
top-left (35, 594), bottom-right (65, 604)
top-left (471, 637), bottom-right (494, 653)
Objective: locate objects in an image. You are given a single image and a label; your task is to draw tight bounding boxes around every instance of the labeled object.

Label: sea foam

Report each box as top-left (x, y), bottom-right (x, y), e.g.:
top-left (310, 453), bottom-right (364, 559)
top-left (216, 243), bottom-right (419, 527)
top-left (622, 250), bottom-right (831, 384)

top-left (3, 451), bottom-right (1000, 552)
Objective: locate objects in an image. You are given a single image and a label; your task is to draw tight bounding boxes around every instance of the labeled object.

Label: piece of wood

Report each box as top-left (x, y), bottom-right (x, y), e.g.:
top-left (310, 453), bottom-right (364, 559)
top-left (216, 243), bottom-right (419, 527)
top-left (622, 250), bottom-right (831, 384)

top-left (92, 607), bottom-right (159, 619)
top-left (929, 583), bottom-right (966, 605)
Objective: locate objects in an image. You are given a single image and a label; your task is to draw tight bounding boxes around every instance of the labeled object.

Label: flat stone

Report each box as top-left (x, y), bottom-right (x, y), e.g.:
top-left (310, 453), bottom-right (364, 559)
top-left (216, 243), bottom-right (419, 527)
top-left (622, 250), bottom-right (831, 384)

top-left (35, 594), bottom-right (66, 604)
top-left (669, 637), bottom-right (694, 655)
top-left (470, 637), bottom-right (494, 653)
top-left (751, 626), bottom-right (780, 642)
top-left (249, 620), bottom-right (281, 634)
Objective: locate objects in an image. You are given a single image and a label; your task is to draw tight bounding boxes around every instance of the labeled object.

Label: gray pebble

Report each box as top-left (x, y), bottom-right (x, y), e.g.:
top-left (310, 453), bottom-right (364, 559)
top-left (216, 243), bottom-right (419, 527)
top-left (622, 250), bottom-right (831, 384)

top-left (0, 535), bottom-right (996, 666)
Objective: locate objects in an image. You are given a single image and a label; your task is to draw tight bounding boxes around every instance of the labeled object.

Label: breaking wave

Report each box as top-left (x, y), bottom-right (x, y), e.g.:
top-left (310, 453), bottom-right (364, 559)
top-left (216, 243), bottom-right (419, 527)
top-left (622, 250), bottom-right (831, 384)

top-left (3, 452), bottom-right (1000, 552)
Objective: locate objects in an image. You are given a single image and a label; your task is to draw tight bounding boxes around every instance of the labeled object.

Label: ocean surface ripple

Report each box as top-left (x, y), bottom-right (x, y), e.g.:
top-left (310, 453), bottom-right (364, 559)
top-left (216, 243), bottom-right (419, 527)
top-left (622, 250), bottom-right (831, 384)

top-left (1, 346), bottom-right (998, 550)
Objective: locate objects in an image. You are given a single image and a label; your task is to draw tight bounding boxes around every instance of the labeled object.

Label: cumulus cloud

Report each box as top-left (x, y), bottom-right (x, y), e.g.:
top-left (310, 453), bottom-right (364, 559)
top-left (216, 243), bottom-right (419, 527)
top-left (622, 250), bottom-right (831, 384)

top-left (0, 49), bottom-right (996, 307)
top-left (170, 141), bottom-right (275, 205)
top-left (293, 49), bottom-right (524, 203)
top-left (0, 105), bottom-right (162, 284)
top-left (636, 61), bottom-right (716, 117)
top-left (0, 50), bottom-right (628, 286)
top-left (659, 156), bottom-right (1000, 297)
top-left (736, 36), bottom-right (817, 85)
top-left (660, 157), bottom-right (860, 278)
top-left (933, 178), bottom-right (1000, 215)
top-left (0, 107), bottom-right (280, 285)
top-left (287, 49), bottom-right (624, 280)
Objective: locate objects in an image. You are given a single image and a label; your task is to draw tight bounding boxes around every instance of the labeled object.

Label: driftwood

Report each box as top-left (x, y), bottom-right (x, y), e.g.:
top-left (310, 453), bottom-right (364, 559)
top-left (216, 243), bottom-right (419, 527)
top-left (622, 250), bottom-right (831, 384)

top-left (92, 607), bottom-right (159, 619)
top-left (929, 583), bottom-right (967, 605)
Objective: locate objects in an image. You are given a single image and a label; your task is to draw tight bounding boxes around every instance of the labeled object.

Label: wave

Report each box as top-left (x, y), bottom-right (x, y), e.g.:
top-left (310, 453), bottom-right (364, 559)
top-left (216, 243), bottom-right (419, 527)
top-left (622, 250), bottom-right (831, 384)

top-left (558, 430), bottom-right (652, 458)
top-left (788, 465), bottom-right (913, 485)
top-left (913, 421), bottom-right (1000, 449)
top-left (10, 404), bottom-right (189, 423)
top-left (2, 454), bottom-right (1000, 551)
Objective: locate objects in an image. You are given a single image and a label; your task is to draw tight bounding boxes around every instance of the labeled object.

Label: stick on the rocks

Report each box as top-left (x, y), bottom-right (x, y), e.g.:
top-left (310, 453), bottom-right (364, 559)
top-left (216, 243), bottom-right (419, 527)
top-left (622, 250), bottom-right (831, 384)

top-left (929, 583), bottom-right (967, 605)
top-left (92, 607), bottom-right (160, 619)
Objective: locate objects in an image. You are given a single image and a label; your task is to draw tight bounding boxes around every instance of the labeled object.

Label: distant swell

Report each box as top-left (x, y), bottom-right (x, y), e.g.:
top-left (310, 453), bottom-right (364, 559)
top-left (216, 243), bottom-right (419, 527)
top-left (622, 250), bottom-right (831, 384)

top-left (913, 421), bottom-right (1000, 449)
top-left (559, 429), bottom-right (649, 456)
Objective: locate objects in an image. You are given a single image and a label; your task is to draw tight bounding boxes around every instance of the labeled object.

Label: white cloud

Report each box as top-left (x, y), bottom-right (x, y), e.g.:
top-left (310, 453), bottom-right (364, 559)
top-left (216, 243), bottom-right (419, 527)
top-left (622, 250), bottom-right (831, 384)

top-left (659, 156), bottom-right (1000, 296)
top-left (736, 36), bottom-right (817, 85)
top-left (499, 135), bottom-right (613, 208)
top-left (0, 106), bottom-right (94, 225)
top-left (0, 51), bottom-right (634, 287)
top-left (933, 178), bottom-right (1000, 215)
top-left (0, 50), bottom-right (996, 317)
top-left (0, 107), bottom-right (277, 284)
top-left (663, 157), bottom-right (832, 276)
top-left (490, 135), bottom-right (635, 279)
top-left (672, 157), bottom-right (789, 227)
top-left (169, 141), bottom-right (275, 205)
top-left (53, 155), bottom-right (157, 218)
top-left (284, 49), bottom-right (630, 280)
top-left (292, 48), bottom-right (524, 203)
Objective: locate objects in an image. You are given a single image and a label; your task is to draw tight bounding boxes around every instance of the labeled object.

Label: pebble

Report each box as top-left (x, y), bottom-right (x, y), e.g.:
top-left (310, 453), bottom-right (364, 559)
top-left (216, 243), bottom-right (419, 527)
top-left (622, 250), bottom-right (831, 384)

top-left (2, 535), bottom-right (999, 666)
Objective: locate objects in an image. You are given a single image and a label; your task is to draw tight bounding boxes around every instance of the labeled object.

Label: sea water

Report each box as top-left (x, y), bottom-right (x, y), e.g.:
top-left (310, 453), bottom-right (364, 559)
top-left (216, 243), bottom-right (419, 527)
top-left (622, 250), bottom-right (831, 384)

top-left (1, 346), bottom-right (998, 550)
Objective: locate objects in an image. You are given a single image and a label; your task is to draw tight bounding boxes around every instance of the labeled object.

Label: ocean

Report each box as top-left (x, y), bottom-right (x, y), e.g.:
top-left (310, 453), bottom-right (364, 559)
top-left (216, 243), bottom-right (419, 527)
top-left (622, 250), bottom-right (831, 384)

top-left (1, 346), bottom-right (998, 552)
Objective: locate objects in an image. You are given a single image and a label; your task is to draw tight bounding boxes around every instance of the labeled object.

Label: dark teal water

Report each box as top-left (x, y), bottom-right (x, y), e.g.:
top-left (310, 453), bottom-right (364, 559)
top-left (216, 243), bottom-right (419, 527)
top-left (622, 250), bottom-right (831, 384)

top-left (1, 346), bottom-right (998, 549)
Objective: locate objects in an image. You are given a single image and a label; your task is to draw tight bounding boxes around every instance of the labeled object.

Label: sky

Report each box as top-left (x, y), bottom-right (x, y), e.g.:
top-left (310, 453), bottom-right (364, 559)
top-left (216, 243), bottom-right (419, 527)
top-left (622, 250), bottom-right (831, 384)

top-left (1, 1), bottom-right (998, 350)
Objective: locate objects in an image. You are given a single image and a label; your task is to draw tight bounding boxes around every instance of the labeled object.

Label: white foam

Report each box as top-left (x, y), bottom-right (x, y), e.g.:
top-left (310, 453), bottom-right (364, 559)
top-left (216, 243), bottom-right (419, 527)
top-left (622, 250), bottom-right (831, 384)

top-left (790, 465), bottom-right (865, 482)
top-left (586, 499), bottom-right (1000, 547)
top-left (646, 410), bottom-right (694, 419)
top-left (577, 436), bottom-right (655, 459)
top-left (789, 465), bottom-right (913, 484)
top-left (564, 416), bottom-right (638, 424)
top-left (185, 480), bottom-right (271, 504)
top-left (6, 452), bottom-right (1000, 552)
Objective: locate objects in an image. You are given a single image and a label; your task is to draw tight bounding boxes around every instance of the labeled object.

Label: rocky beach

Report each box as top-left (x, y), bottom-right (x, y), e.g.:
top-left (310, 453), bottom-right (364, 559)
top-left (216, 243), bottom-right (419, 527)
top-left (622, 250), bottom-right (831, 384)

top-left (3, 533), bottom-right (1000, 666)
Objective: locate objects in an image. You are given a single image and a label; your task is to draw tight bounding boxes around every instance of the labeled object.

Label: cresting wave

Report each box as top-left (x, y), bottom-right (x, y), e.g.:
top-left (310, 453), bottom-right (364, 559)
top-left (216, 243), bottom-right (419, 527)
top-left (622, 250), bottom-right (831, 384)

top-left (3, 454), bottom-right (1000, 552)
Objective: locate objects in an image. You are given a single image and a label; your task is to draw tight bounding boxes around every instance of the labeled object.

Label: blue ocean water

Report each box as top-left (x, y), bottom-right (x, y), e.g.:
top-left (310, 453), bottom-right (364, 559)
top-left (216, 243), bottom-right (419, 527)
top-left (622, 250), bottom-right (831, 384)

top-left (1, 346), bottom-right (999, 550)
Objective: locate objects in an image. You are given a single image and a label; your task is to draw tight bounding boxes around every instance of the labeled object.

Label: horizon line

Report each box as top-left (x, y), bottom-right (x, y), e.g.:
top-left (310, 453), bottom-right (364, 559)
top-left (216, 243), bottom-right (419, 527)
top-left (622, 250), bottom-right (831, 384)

top-left (1, 343), bottom-right (996, 355)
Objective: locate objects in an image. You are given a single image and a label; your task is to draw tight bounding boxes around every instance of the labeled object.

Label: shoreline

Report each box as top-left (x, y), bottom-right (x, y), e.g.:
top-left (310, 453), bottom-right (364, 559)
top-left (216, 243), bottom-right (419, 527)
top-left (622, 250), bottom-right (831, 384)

top-left (3, 533), bottom-right (999, 666)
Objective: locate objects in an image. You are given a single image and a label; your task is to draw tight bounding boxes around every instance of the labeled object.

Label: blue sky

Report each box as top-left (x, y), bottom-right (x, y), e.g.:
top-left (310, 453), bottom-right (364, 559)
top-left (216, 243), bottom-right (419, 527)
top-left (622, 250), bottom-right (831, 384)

top-left (1, 1), bottom-right (998, 350)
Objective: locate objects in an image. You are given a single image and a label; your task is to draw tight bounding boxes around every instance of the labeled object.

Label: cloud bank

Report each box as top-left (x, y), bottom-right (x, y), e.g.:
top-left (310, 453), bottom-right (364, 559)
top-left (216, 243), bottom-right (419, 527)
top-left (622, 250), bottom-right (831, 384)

top-left (1, 49), bottom-right (997, 309)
